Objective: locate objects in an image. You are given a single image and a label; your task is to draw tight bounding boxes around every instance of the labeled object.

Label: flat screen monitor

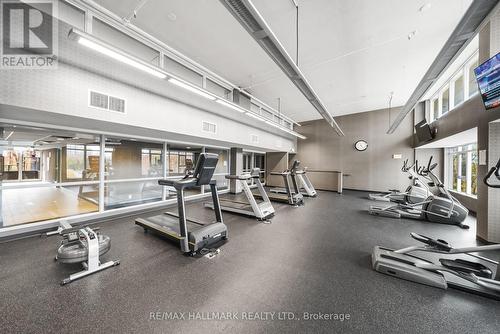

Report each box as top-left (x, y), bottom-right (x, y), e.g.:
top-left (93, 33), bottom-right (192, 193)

top-left (415, 120), bottom-right (433, 143)
top-left (475, 53), bottom-right (500, 110)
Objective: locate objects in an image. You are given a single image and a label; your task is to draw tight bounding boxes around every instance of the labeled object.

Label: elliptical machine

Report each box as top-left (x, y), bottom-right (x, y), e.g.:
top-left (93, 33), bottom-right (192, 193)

top-left (369, 157), bottom-right (469, 229)
top-left (369, 159), bottom-right (432, 204)
top-left (372, 232), bottom-right (500, 300)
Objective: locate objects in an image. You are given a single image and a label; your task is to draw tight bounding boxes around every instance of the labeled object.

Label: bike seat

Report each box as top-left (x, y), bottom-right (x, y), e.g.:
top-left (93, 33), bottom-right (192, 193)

top-left (439, 259), bottom-right (493, 278)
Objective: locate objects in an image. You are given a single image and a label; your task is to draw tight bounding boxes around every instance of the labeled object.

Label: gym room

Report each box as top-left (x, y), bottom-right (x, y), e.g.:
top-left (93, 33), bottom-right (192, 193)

top-left (1, 0), bottom-right (500, 333)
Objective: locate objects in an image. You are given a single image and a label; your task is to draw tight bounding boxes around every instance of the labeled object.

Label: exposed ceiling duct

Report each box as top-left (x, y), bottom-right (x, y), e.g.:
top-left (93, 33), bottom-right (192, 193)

top-left (387, 0), bottom-right (500, 134)
top-left (220, 0), bottom-right (345, 136)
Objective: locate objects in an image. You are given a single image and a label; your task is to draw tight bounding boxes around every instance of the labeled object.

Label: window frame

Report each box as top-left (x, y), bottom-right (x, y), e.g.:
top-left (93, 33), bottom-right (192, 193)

top-left (446, 143), bottom-right (478, 197)
top-left (427, 52), bottom-right (479, 123)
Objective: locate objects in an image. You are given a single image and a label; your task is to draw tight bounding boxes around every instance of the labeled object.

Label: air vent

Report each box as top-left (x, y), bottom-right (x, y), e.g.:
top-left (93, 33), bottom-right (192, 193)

top-left (90, 91), bottom-right (108, 109)
top-left (202, 121), bottom-right (217, 134)
top-left (89, 90), bottom-right (126, 113)
top-left (251, 134), bottom-right (259, 143)
top-left (109, 96), bottom-right (126, 113)
top-left (224, 0), bottom-right (262, 32)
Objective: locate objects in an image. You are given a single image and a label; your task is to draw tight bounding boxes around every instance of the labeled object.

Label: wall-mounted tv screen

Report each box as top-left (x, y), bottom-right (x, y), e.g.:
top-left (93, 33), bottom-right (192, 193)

top-left (415, 119), bottom-right (433, 143)
top-left (475, 53), bottom-right (500, 110)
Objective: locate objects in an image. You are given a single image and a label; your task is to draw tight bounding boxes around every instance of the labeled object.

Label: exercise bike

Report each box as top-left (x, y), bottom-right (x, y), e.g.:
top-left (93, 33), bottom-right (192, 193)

top-left (369, 158), bottom-right (469, 229)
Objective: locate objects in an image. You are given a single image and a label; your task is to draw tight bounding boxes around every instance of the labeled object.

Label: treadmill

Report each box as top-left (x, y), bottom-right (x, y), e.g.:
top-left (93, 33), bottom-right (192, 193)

top-left (270, 161), bottom-right (317, 197)
top-left (254, 161), bottom-right (304, 206)
top-left (135, 153), bottom-right (228, 255)
top-left (204, 168), bottom-right (275, 221)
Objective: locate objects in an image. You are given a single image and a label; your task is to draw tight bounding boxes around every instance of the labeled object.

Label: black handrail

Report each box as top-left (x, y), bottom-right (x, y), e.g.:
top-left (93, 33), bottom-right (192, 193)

top-left (484, 158), bottom-right (500, 188)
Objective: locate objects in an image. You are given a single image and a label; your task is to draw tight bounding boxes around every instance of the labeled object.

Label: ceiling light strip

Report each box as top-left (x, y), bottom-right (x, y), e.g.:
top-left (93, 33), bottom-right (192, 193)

top-left (69, 29), bottom-right (167, 79)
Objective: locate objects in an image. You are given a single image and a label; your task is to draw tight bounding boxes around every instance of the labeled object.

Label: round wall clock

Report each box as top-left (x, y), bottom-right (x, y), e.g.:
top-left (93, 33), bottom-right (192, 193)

top-left (355, 140), bottom-right (368, 151)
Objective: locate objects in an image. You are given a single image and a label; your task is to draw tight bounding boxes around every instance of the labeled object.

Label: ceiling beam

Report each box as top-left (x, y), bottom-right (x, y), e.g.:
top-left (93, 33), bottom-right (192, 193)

top-left (220, 0), bottom-right (344, 136)
top-left (387, 0), bottom-right (499, 134)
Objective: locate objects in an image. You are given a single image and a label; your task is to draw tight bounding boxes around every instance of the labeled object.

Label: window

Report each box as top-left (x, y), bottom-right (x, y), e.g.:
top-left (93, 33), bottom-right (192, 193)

top-left (427, 53), bottom-right (479, 122)
top-left (206, 79), bottom-right (231, 100)
top-left (453, 75), bottom-right (464, 107)
top-left (167, 149), bottom-right (196, 176)
top-left (92, 19), bottom-right (160, 66)
top-left (205, 148), bottom-right (229, 190)
top-left (164, 56), bottom-right (203, 86)
top-left (254, 153), bottom-right (266, 183)
top-left (261, 109), bottom-right (273, 120)
top-left (250, 103), bottom-right (260, 113)
top-left (431, 98), bottom-right (439, 121)
top-left (141, 149), bottom-right (162, 176)
top-left (441, 87), bottom-right (450, 115)
top-left (447, 144), bottom-right (478, 196)
top-left (468, 58), bottom-right (479, 97)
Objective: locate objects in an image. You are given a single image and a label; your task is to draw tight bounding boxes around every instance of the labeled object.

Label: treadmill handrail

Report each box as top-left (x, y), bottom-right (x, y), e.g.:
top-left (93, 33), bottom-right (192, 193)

top-left (225, 174), bottom-right (252, 180)
top-left (158, 177), bottom-right (198, 189)
top-left (270, 171), bottom-right (290, 176)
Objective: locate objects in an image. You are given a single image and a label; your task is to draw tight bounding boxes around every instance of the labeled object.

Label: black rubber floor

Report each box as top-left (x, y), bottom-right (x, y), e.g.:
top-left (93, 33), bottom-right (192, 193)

top-left (1, 190), bottom-right (499, 333)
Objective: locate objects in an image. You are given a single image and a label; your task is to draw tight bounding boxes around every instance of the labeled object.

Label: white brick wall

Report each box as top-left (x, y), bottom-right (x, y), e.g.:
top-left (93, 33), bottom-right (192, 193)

top-left (488, 122), bottom-right (500, 243)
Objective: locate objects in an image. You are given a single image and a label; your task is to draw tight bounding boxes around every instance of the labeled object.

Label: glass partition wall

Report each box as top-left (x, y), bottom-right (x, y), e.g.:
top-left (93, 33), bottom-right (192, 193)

top-left (0, 123), bottom-right (230, 229)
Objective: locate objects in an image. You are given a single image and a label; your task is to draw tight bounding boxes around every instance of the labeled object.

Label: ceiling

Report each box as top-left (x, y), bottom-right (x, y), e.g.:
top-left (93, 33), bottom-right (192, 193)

top-left (0, 124), bottom-right (98, 148)
top-left (93, 0), bottom-right (473, 122)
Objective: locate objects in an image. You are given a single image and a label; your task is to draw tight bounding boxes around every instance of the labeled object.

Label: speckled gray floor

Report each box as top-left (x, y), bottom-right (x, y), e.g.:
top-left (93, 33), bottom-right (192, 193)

top-left (1, 190), bottom-right (499, 334)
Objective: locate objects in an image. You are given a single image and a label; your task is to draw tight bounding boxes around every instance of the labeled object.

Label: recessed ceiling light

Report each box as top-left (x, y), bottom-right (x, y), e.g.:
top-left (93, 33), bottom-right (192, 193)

top-left (168, 12), bottom-right (177, 21)
top-left (419, 3), bottom-right (432, 12)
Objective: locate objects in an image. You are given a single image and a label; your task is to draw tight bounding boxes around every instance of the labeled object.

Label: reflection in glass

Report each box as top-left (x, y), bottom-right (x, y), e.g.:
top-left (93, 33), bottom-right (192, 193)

top-left (2, 185), bottom-right (98, 227)
top-left (3, 150), bottom-right (19, 180)
top-left (105, 138), bottom-right (163, 180)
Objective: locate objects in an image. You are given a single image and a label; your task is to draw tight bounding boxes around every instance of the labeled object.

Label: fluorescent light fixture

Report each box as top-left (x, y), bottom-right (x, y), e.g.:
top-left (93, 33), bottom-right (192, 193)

top-left (5, 131), bottom-right (14, 140)
top-left (78, 38), bottom-right (167, 79)
top-left (69, 29), bottom-right (166, 79)
top-left (168, 78), bottom-right (216, 100)
top-left (291, 132), bottom-right (306, 140)
top-left (215, 99), bottom-right (245, 113)
top-left (419, 3), bottom-right (431, 12)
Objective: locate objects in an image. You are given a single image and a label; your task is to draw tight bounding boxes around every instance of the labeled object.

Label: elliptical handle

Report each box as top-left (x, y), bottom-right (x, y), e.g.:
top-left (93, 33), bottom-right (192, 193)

top-left (484, 158), bottom-right (500, 188)
top-left (426, 156), bottom-right (433, 173)
top-left (410, 232), bottom-right (452, 251)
